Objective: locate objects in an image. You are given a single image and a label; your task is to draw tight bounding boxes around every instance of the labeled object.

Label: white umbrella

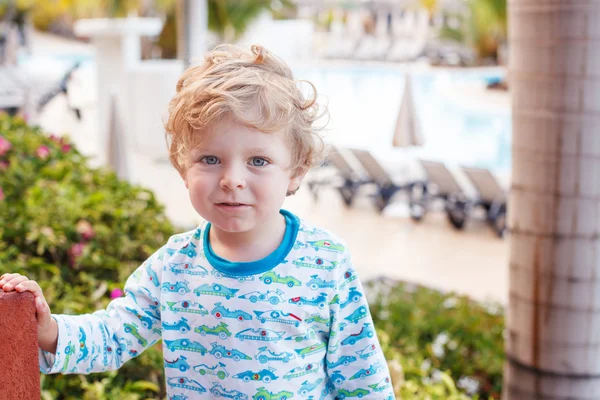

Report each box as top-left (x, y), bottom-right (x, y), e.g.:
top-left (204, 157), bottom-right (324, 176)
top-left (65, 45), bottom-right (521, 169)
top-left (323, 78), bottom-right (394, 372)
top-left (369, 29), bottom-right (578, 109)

top-left (393, 73), bottom-right (424, 148)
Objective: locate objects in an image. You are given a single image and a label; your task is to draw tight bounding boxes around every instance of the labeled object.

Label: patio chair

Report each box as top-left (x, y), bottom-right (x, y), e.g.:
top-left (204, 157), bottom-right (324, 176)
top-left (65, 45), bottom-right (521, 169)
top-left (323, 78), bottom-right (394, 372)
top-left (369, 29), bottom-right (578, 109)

top-left (306, 146), bottom-right (373, 206)
top-left (461, 166), bottom-right (508, 237)
top-left (348, 148), bottom-right (421, 213)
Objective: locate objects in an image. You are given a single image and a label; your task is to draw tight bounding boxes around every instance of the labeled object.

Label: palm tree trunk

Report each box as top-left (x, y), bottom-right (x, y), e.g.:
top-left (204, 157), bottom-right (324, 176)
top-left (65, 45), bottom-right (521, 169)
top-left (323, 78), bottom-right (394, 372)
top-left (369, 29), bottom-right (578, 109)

top-left (176, 0), bottom-right (208, 66)
top-left (504, 0), bottom-right (600, 398)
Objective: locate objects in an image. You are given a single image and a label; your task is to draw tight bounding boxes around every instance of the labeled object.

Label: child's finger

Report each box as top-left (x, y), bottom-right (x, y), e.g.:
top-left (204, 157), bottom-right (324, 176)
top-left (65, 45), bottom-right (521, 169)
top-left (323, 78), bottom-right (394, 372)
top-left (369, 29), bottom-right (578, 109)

top-left (14, 280), bottom-right (44, 298)
top-left (0, 273), bottom-right (22, 286)
top-left (1, 275), bottom-right (30, 291)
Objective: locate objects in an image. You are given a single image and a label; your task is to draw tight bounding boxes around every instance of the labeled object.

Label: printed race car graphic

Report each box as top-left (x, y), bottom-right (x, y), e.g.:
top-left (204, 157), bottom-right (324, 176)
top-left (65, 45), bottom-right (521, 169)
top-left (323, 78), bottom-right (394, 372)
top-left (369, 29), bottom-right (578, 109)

top-left (340, 287), bottom-right (363, 309)
top-left (166, 300), bottom-right (208, 315)
top-left (294, 342), bottom-right (326, 359)
top-left (292, 256), bottom-right (338, 271)
top-left (169, 394), bottom-right (188, 400)
top-left (194, 283), bottom-right (239, 299)
top-left (344, 306), bottom-right (368, 324)
top-left (145, 263), bottom-right (160, 287)
top-left (349, 361), bottom-right (384, 380)
top-left (165, 355), bottom-right (191, 372)
top-left (178, 242), bottom-right (198, 258)
top-left (211, 269), bottom-right (256, 283)
top-left (134, 286), bottom-right (159, 308)
top-left (368, 377), bottom-right (392, 392)
top-left (259, 271), bottom-right (301, 288)
top-left (338, 268), bottom-right (357, 290)
top-left (283, 362), bottom-right (320, 380)
top-left (327, 355), bottom-right (357, 368)
top-left (161, 281), bottom-right (191, 295)
top-left (164, 338), bottom-right (207, 355)
top-left (330, 370), bottom-right (346, 385)
top-left (77, 327), bottom-right (89, 363)
top-left (238, 289), bottom-right (285, 305)
top-left (298, 377), bottom-right (324, 396)
top-left (254, 346), bottom-right (296, 363)
top-left (62, 342), bottom-right (75, 371)
top-left (304, 313), bottom-right (331, 327)
top-left (254, 310), bottom-right (302, 326)
top-left (253, 387), bottom-right (294, 400)
top-left (210, 382), bottom-right (249, 399)
top-left (233, 367), bottom-right (278, 383)
top-left (336, 388), bottom-right (370, 399)
top-left (163, 317), bottom-right (191, 333)
top-left (305, 275), bottom-right (337, 290)
top-left (285, 327), bottom-right (316, 343)
top-left (235, 328), bottom-right (285, 342)
top-left (193, 362), bottom-right (229, 379)
top-left (167, 377), bottom-right (206, 393)
top-left (211, 303), bottom-right (253, 321)
top-left (355, 343), bottom-right (378, 359)
top-left (307, 239), bottom-right (345, 253)
top-left (125, 306), bottom-right (155, 329)
top-left (169, 262), bottom-right (208, 276)
top-left (341, 323), bottom-right (374, 346)
top-left (288, 293), bottom-right (327, 309)
top-left (194, 322), bottom-right (232, 340)
top-left (123, 323), bottom-right (148, 346)
top-left (209, 342), bottom-right (252, 361)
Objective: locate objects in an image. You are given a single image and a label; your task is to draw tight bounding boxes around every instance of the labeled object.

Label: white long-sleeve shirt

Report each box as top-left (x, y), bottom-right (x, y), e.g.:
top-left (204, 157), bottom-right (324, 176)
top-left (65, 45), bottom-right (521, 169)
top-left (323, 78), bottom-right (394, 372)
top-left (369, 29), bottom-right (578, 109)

top-left (40, 210), bottom-right (395, 399)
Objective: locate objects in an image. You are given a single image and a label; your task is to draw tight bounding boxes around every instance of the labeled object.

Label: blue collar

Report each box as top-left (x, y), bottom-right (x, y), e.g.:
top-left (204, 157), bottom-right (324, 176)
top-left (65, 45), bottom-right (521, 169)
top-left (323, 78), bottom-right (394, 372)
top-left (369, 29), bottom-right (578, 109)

top-left (203, 209), bottom-right (300, 276)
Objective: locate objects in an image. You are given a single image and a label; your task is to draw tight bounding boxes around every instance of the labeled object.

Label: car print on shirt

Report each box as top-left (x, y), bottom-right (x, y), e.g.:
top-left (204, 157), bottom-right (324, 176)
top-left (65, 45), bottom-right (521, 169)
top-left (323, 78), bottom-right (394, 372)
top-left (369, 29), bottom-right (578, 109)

top-left (165, 355), bottom-right (191, 372)
top-left (62, 342), bottom-right (75, 372)
top-left (259, 271), bottom-right (301, 288)
top-left (166, 300), bottom-right (208, 315)
top-left (194, 283), bottom-right (239, 299)
top-left (161, 281), bottom-right (191, 295)
top-left (123, 322), bottom-right (148, 346)
top-left (85, 344), bottom-right (102, 373)
top-left (192, 361), bottom-right (229, 379)
top-left (170, 394), bottom-right (188, 400)
top-left (344, 306), bottom-right (368, 324)
top-left (194, 322), bottom-right (232, 339)
top-left (307, 239), bottom-right (345, 253)
top-left (304, 313), bottom-right (331, 327)
top-left (169, 262), bottom-right (208, 276)
top-left (293, 240), bottom-right (308, 250)
top-left (327, 355), bottom-right (357, 368)
top-left (164, 338), bottom-right (207, 355)
top-left (340, 287), bottom-right (363, 309)
top-left (145, 263), bottom-right (160, 287)
top-left (288, 292), bottom-right (327, 309)
top-left (209, 342), bottom-right (252, 361)
top-left (211, 269), bottom-right (256, 283)
top-left (253, 310), bottom-right (302, 326)
top-left (336, 388), bottom-right (370, 399)
top-left (235, 328), bottom-right (285, 342)
top-left (350, 361), bottom-right (384, 380)
top-left (233, 367), bottom-right (278, 383)
top-left (253, 387), bottom-right (294, 400)
top-left (369, 377), bottom-right (392, 392)
top-left (167, 377), bottom-right (206, 393)
top-left (132, 286), bottom-right (160, 308)
top-left (355, 343), bottom-right (378, 359)
top-left (285, 327), bottom-right (317, 343)
top-left (338, 268), bottom-right (357, 290)
top-left (330, 370), bottom-right (346, 385)
top-left (163, 317), bottom-right (191, 333)
top-left (298, 377), bottom-right (324, 396)
top-left (254, 346), bottom-right (296, 364)
top-left (305, 274), bottom-right (337, 290)
top-left (329, 294), bottom-right (340, 305)
top-left (125, 306), bottom-right (155, 329)
top-left (283, 362), bottom-right (320, 380)
top-left (76, 327), bottom-right (89, 363)
top-left (211, 302), bottom-right (253, 321)
top-left (113, 334), bottom-right (132, 358)
top-left (294, 342), bottom-right (327, 359)
top-left (238, 289), bottom-right (284, 305)
top-left (292, 256), bottom-right (338, 271)
top-left (210, 382), bottom-right (249, 399)
top-left (178, 242), bottom-right (198, 258)
top-left (341, 323), bottom-right (374, 346)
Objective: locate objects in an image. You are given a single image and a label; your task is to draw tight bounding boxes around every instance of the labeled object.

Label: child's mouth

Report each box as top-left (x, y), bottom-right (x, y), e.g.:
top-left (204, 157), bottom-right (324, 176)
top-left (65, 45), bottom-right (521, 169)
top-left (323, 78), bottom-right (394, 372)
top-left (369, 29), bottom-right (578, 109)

top-left (216, 202), bottom-right (249, 211)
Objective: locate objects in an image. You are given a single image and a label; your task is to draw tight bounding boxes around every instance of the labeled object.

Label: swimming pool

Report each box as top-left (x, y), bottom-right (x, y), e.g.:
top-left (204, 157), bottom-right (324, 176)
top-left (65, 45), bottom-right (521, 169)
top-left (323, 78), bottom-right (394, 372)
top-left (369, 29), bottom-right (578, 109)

top-left (293, 65), bottom-right (511, 175)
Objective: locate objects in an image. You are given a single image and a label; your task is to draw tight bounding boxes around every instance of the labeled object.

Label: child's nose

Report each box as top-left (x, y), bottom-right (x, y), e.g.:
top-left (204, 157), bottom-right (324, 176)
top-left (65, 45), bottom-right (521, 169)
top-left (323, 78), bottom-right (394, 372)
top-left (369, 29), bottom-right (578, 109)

top-left (220, 165), bottom-right (247, 190)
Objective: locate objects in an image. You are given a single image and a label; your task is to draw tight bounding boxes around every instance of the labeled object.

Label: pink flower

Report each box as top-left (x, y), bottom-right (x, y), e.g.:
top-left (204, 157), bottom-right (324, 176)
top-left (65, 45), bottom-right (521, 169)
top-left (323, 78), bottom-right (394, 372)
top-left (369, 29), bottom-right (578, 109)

top-left (110, 288), bottom-right (124, 299)
top-left (0, 187), bottom-right (4, 201)
top-left (76, 220), bottom-right (95, 241)
top-left (0, 160), bottom-right (9, 170)
top-left (68, 242), bottom-right (86, 269)
top-left (0, 136), bottom-right (11, 156)
top-left (36, 145), bottom-right (50, 160)
top-left (61, 144), bottom-right (72, 153)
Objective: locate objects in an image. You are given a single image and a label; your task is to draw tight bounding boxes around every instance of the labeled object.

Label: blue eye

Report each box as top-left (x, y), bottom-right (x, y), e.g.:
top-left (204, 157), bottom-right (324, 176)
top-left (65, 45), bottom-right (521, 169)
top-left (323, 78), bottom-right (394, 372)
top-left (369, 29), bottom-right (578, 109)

top-left (201, 156), bottom-right (219, 165)
top-left (250, 157), bottom-right (269, 167)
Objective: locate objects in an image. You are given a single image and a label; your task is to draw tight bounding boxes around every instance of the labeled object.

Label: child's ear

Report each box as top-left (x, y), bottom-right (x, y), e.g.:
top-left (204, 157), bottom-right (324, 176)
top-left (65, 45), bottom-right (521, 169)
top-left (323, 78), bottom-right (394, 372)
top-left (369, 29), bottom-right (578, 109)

top-left (287, 167), bottom-right (308, 196)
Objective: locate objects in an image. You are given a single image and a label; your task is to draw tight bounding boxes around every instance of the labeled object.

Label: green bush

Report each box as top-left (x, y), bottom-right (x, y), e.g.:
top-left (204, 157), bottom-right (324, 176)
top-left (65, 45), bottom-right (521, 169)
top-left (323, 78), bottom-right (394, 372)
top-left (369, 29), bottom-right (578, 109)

top-left (367, 278), bottom-right (504, 399)
top-left (0, 114), bottom-right (175, 399)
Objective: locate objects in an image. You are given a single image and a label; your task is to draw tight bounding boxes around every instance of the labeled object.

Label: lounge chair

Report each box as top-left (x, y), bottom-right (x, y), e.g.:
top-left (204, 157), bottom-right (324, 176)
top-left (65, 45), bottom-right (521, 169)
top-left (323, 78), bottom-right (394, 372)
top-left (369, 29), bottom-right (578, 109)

top-left (348, 148), bottom-right (420, 213)
top-left (306, 147), bottom-right (373, 206)
top-left (461, 166), bottom-right (508, 237)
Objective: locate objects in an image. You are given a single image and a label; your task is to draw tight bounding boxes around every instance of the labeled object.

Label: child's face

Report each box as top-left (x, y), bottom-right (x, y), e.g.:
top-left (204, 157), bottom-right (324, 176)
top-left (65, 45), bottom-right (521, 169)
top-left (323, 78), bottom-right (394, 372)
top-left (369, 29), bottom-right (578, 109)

top-left (182, 118), bottom-right (303, 234)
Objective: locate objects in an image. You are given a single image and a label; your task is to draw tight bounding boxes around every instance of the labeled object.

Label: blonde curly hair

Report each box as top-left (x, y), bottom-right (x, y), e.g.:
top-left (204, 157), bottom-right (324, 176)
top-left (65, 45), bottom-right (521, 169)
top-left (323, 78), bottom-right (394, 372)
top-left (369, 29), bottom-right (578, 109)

top-left (165, 44), bottom-right (326, 178)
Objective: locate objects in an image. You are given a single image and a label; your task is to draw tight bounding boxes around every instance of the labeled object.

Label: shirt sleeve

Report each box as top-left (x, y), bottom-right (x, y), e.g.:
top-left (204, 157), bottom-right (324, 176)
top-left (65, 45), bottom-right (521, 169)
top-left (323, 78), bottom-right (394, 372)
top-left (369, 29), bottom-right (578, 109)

top-left (326, 255), bottom-right (396, 399)
top-left (39, 245), bottom-right (166, 374)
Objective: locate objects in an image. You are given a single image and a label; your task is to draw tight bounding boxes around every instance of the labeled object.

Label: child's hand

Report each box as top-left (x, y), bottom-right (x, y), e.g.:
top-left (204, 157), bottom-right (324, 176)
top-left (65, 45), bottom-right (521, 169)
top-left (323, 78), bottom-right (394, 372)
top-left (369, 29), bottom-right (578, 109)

top-left (0, 273), bottom-right (59, 353)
